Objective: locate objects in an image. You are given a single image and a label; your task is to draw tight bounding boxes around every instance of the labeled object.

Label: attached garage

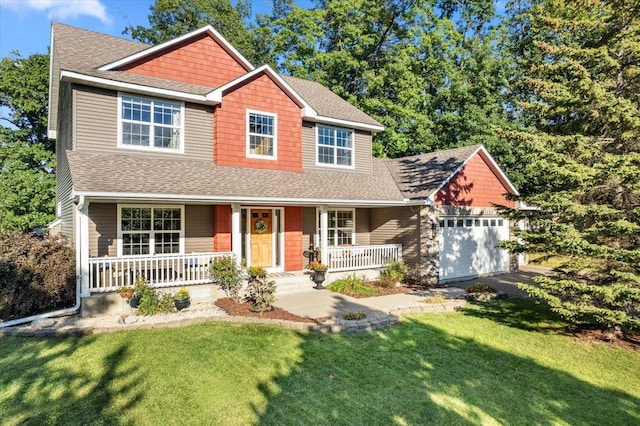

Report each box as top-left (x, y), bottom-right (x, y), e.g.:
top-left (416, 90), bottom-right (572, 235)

top-left (438, 216), bottom-right (510, 282)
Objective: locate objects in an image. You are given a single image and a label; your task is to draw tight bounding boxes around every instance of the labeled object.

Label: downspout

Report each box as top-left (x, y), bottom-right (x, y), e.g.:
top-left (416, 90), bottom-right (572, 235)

top-left (0, 197), bottom-right (85, 329)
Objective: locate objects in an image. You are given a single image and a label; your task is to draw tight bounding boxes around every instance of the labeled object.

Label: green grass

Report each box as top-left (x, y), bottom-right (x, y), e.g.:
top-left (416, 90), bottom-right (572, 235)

top-left (2, 299), bottom-right (639, 425)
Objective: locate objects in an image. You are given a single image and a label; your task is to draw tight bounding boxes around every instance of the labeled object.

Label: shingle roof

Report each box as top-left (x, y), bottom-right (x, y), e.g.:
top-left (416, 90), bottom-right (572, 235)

top-left (385, 145), bottom-right (481, 200)
top-left (283, 76), bottom-right (382, 127)
top-left (67, 151), bottom-right (406, 204)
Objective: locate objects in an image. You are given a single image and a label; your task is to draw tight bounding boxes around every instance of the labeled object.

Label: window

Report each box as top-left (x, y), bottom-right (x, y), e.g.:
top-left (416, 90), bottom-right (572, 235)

top-left (317, 125), bottom-right (353, 167)
top-left (318, 209), bottom-right (355, 246)
top-left (247, 110), bottom-right (277, 158)
top-left (119, 94), bottom-right (183, 151)
top-left (119, 206), bottom-right (183, 256)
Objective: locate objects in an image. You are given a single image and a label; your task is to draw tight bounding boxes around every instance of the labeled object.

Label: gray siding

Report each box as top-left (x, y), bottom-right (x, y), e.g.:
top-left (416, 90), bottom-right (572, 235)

top-left (301, 121), bottom-right (373, 174)
top-left (302, 207), bottom-right (317, 265)
top-left (369, 207), bottom-right (420, 269)
top-left (355, 208), bottom-right (370, 245)
top-left (89, 203), bottom-right (117, 257)
top-left (56, 81), bottom-right (75, 239)
top-left (74, 85), bottom-right (214, 160)
top-left (185, 205), bottom-right (214, 252)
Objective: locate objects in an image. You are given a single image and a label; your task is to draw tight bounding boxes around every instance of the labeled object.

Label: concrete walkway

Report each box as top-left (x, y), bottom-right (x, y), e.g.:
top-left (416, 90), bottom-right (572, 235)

top-left (445, 265), bottom-right (551, 298)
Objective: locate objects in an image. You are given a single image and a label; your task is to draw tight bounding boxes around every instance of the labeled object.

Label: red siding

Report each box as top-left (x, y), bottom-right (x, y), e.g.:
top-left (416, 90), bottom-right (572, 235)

top-left (120, 33), bottom-right (247, 87)
top-left (214, 73), bottom-right (302, 172)
top-left (284, 207), bottom-right (303, 271)
top-left (434, 153), bottom-right (516, 208)
top-left (213, 205), bottom-right (232, 251)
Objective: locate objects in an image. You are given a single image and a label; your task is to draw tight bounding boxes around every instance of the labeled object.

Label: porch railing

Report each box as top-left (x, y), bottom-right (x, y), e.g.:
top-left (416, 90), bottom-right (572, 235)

top-left (88, 252), bottom-right (234, 293)
top-left (327, 244), bottom-right (402, 272)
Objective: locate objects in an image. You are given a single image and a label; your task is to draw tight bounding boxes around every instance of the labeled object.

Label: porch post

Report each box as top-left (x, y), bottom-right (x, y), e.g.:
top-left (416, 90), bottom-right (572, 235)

top-left (231, 203), bottom-right (242, 266)
top-left (319, 205), bottom-right (328, 265)
top-left (419, 205), bottom-right (440, 285)
top-left (76, 198), bottom-right (90, 297)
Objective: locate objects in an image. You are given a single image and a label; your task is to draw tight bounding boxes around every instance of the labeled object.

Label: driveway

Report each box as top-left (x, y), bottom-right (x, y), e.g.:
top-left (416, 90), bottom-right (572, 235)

top-left (446, 265), bottom-right (552, 298)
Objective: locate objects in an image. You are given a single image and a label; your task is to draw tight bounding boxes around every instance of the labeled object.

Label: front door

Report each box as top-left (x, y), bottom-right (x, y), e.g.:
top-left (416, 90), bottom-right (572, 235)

top-left (250, 209), bottom-right (273, 267)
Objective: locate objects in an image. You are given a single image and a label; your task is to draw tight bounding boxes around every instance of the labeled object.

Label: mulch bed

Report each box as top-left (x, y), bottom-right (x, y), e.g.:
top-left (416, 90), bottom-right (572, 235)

top-left (215, 298), bottom-right (324, 324)
top-left (569, 324), bottom-right (640, 350)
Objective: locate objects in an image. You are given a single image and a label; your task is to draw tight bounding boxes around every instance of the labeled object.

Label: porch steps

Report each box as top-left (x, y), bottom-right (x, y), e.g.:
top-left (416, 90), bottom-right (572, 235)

top-left (270, 272), bottom-right (317, 295)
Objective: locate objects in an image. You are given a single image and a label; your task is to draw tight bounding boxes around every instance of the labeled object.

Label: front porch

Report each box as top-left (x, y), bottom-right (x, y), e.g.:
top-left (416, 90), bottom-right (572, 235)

top-left (87, 244), bottom-right (403, 293)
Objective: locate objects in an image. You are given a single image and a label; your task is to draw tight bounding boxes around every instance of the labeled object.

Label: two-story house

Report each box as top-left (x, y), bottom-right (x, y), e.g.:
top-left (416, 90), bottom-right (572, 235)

top-left (48, 23), bottom-right (518, 313)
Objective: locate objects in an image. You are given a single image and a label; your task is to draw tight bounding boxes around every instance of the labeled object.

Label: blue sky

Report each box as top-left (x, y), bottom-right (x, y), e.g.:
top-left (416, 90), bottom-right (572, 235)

top-left (0, 0), bottom-right (280, 58)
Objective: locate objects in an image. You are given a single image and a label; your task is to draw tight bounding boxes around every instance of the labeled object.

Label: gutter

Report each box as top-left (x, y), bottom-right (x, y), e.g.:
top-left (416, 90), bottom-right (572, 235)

top-left (0, 197), bottom-right (86, 329)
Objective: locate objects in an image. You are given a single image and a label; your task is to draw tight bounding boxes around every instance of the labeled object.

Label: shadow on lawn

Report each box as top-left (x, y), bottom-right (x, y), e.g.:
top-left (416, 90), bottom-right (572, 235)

top-left (253, 301), bottom-right (639, 425)
top-left (0, 334), bottom-right (144, 425)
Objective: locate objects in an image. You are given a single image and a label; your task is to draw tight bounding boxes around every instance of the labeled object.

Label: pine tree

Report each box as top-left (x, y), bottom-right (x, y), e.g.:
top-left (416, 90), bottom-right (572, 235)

top-left (504, 0), bottom-right (640, 333)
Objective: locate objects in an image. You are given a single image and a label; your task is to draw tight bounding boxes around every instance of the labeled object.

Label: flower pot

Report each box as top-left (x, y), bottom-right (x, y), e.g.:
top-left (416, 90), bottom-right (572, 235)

top-left (311, 271), bottom-right (326, 289)
top-left (129, 296), bottom-right (140, 308)
top-left (119, 292), bottom-right (132, 299)
top-left (174, 297), bottom-right (190, 311)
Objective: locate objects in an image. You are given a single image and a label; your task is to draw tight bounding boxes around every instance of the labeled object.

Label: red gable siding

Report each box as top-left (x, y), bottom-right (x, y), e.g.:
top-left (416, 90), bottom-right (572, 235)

top-left (214, 73), bottom-right (302, 172)
top-left (284, 207), bottom-right (303, 271)
top-left (213, 205), bottom-right (232, 251)
top-left (434, 153), bottom-right (516, 208)
top-left (120, 33), bottom-right (247, 87)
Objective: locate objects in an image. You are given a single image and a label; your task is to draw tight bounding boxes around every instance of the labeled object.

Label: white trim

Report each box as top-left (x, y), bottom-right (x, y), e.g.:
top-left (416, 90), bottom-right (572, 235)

top-left (47, 24), bottom-right (56, 137)
top-left (246, 109), bottom-right (277, 160)
top-left (209, 64), bottom-right (316, 114)
top-left (116, 204), bottom-right (185, 257)
top-left (72, 191), bottom-right (408, 207)
top-left (306, 115), bottom-right (385, 133)
top-left (99, 25), bottom-right (254, 72)
top-left (60, 70), bottom-right (219, 105)
top-left (231, 204), bottom-right (242, 267)
top-left (117, 92), bottom-right (185, 154)
top-left (315, 124), bottom-right (355, 169)
top-left (316, 207), bottom-right (356, 247)
top-left (427, 145), bottom-right (520, 203)
top-left (48, 217), bottom-right (62, 230)
top-left (48, 130), bottom-right (57, 139)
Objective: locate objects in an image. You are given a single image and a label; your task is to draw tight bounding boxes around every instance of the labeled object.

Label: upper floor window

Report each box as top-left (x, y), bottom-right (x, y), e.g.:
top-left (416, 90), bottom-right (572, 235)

top-left (317, 125), bottom-right (353, 167)
top-left (247, 110), bottom-right (277, 159)
top-left (118, 94), bottom-right (184, 152)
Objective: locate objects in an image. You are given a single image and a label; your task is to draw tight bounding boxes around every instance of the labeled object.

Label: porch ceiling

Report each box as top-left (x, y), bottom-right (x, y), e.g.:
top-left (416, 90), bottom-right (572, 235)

top-left (67, 151), bottom-right (407, 205)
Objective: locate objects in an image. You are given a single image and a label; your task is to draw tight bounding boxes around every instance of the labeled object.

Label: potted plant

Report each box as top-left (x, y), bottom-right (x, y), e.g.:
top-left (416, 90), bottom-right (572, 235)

top-left (116, 286), bottom-right (134, 299)
top-left (173, 287), bottom-right (191, 310)
top-left (129, 275), bottom-right (149, 308)
top-left (308, 261), bottom-right (329, 289)
top-left (246, 265), bottom-right (267, 282)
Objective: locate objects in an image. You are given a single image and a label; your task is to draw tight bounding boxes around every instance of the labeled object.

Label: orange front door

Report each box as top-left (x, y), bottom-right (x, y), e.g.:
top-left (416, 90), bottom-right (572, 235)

top-left (250, 209), bottom-right (272, 267)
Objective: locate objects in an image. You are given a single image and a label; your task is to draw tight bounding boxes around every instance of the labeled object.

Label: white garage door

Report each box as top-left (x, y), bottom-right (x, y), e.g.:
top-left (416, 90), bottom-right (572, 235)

top-left (439, 217), bottom-right (510, 281)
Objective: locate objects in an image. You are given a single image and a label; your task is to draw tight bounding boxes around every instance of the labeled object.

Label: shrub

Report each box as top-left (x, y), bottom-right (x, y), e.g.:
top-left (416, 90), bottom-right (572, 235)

top-left (424, 294), bottom-right (447, 304)
top-left (209, 257), bottom-right (244, 302)
top-left (466, 283), bottom-right (498, 294)
top-left (343, 311), bottom-right (366, 320)
top-left (246, 277), bottom-right (277, 312)
top-left (246, 265), bottom-right (267, 278)
top-left (382, 261), bottom-right (406, 283)
top-left (374, 276), bottom-right (397, 289)
top-left (133, 277), bottom-right (175, 316)
top-left (326, 274), bottom-right (382, 296)
top-left (0, 232), bottom-right (75, 321)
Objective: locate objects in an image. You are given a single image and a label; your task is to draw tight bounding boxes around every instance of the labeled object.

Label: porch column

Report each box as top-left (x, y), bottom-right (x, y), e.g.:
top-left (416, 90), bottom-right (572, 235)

top-left (319, 205), bottom-right (328, 265)
top-left (76, 198), bottom-right (90, 297)
top-left (231, 203), bottom-right (242, 266)
top-left (419, 205), bottom-right (440, 285)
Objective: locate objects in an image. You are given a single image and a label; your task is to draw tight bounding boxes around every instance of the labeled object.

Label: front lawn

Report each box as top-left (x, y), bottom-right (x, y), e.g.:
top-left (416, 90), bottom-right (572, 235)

top-left (2, 299), bottom-right (639, 425)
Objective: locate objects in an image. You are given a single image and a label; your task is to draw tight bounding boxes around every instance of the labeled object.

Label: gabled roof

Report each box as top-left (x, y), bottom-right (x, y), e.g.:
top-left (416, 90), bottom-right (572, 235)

top-left (386, 145), bottom-right (519, 203)
top-left (66, 151), bottom-right (407, 206)
top-left (98, 25), bottom-right (254, 72)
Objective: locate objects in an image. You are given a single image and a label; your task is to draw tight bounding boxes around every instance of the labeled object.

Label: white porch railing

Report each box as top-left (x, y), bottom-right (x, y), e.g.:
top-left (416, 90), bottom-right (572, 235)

top-left (88, 252), bottom-right (234, 293)
top-left (327, 244), bottom-right (402, 272)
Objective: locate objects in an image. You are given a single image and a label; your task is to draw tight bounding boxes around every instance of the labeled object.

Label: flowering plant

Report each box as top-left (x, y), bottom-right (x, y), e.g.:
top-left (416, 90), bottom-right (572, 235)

top-left (173, 287), bottom-right (190, 300)
top-left (246, 265), bottom-right (267, 278)
top-left (308, 261), bottom-right (328, 272)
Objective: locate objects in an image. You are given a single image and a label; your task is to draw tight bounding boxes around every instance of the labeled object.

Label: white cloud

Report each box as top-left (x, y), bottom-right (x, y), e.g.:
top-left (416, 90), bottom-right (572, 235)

top-left (1, 0), bottom-right (111, 24)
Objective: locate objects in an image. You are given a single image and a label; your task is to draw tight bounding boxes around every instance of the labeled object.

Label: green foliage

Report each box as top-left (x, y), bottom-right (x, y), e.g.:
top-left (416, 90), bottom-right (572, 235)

top-left (246, 277), bottom-right (277, 313)
top-left (132, 277), bottom-right (175, 315)
top-left (246, 264), bottom-right (267, 278)
top-left (501, 0), bottom-right (640, 331)
top-left (466, 283), bottom-right (498, 294)
top-left (342, 311), bottom-right (366, 320)
top-left (209, 257), bottom-right (244, 302)
top-left (173, 287), bottom-right (190, 301)
top-left (0, 52), bottom-right (55, 231)
top-left (124, 0), bottom-right (259, 64)
top-left (424, 294), bottom-right (447, 304)
top-left (383, 260), bottom-right (406, 283)
top-left (326, 273), bottom-right (382, 296)
top-left (0, 232), bottom-right (75, 320)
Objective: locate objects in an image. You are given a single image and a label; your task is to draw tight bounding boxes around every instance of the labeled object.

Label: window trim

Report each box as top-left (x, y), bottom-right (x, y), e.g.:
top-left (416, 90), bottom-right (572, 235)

top-left (246, 109), bottom-right (278, 160)
top-left (117, 92), bottom-right (185, 154)
top-left (315, 124), bottom-right (355, 169)
top-left (117, 204), bottom-right (185, 256)
top-left (316, 208), bottom-right (356, 246)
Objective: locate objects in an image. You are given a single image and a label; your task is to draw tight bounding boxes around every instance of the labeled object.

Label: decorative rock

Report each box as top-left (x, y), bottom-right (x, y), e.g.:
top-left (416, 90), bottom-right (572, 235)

top-left (118, 314), bottom-right (137, 325)
top-left (32, 318), bottom-right (56, 328)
